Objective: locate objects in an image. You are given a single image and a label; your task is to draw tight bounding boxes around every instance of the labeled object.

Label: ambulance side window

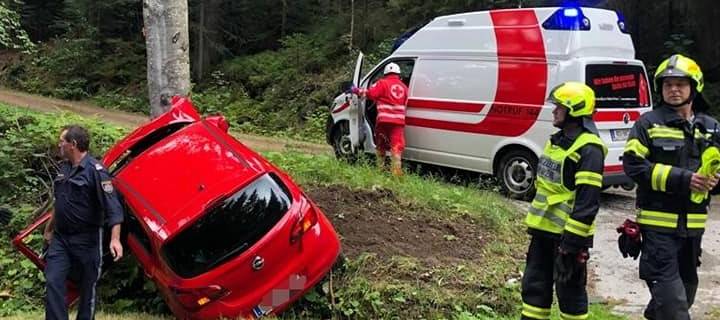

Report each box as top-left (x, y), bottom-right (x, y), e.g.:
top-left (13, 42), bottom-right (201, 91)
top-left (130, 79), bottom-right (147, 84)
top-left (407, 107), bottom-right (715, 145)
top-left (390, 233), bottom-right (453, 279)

top-left (364, 60), bottom-right (415, 88)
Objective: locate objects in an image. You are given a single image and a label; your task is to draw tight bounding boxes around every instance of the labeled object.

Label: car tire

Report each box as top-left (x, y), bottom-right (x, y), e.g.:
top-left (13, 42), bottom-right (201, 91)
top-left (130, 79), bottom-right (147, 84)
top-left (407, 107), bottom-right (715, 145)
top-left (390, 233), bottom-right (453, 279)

top-left (332, 121), bottom-right (359, 162)
top-left (496, 150), bottom-right (537, 201)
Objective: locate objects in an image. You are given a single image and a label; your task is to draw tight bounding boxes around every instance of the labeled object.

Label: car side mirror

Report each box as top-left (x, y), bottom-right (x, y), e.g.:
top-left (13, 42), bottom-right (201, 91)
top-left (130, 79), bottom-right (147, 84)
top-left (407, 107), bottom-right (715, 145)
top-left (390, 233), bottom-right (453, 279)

top-left (340, 81), bottom-right (353, 92)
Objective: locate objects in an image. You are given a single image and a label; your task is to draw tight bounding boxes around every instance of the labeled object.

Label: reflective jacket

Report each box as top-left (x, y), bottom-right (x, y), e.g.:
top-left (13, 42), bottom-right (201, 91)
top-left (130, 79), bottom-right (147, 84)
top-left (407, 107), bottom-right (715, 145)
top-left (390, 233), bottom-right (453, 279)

top-left (526, 130), bottom-right (607, 250)
top-left (623, 104), bottom-right (720, 236)
top-left (365, 74), bottom-right (408, 125)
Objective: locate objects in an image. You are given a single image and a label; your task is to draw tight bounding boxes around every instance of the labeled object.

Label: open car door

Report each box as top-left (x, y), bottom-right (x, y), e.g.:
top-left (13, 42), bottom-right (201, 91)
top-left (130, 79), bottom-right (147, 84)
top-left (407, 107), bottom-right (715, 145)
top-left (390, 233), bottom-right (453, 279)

top-left (349, 52), bottom-right (366, 152)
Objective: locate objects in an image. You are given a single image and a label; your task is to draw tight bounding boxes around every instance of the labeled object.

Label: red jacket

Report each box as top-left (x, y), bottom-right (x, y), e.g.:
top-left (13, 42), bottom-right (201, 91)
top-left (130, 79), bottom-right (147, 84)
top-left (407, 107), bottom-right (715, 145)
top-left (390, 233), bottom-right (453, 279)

top-left (365, 74), bottom-right (408, 125)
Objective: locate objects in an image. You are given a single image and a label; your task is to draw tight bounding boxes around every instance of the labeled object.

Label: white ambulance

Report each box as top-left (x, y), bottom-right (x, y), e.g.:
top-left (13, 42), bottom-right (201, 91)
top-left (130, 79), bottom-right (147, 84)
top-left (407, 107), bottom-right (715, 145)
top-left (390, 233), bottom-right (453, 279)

top-left (326, 6), bottom-right (652, 200)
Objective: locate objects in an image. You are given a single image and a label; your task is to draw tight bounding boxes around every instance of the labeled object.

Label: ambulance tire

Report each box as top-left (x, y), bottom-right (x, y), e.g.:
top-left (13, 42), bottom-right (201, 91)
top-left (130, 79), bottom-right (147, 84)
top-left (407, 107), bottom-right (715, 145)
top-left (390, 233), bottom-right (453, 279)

top-left (496, 150), bottom-right (537, 201)
top-left (332, 121), bottom-right (359, 162)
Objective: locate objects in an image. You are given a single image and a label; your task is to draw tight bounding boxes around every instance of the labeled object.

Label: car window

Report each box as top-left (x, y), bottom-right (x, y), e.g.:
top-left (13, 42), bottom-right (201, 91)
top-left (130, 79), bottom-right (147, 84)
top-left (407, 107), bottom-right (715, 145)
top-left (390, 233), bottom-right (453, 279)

top-left (363, 59), bottom-right (415, 88)
top-left (161, 173), bottom-right (292, 278)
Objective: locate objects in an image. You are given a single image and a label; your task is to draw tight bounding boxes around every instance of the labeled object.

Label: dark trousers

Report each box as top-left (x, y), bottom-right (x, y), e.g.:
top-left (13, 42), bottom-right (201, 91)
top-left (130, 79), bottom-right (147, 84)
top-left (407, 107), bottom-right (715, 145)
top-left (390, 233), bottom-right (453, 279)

top-left (45, 229), bottom-right (103, 320)
top-left (521, 235), bottom-right (588, 320)
top-left (640, 230), bottom-right (701, 320)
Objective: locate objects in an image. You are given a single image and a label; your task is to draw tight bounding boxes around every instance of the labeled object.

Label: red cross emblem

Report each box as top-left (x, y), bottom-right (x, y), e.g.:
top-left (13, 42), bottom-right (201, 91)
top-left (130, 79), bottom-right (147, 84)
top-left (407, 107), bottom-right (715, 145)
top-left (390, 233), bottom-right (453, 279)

top-left (390, 84), bottom-right (405, 99)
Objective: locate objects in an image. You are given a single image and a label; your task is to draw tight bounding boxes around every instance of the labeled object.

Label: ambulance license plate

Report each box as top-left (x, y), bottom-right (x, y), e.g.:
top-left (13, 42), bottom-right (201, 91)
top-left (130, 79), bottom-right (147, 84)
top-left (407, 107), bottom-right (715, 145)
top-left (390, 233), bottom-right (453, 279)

top-left (611, 129), bottom-right (630, 142)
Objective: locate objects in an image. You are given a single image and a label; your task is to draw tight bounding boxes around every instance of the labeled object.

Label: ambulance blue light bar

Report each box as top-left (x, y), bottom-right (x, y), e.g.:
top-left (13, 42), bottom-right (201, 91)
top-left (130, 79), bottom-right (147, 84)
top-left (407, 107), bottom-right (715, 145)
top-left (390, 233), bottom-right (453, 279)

top-left (542, 7), bottom-right (591, 31)
top-left (616, 11), bottom-right (629, 34)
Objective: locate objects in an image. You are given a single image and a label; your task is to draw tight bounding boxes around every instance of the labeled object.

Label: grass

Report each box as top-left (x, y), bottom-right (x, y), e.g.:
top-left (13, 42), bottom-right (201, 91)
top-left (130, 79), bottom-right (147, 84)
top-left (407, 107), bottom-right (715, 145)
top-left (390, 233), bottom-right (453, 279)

top-left (0, 104), bottom-right (628, 319)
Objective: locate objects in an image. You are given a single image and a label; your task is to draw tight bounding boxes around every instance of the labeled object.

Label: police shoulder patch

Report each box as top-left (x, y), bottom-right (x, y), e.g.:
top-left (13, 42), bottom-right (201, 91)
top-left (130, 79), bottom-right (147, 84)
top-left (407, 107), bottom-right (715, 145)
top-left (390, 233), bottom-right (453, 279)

top-left (101, 180), bottom-right (114, 193)
top-left (95, 163), bottom-right (104, 171)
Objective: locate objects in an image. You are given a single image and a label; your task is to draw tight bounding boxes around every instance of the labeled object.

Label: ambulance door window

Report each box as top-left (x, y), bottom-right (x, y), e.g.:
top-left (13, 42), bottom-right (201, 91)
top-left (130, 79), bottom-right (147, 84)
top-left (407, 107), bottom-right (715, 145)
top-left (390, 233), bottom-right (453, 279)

top-left (364, 59), bottom-right (416, 88)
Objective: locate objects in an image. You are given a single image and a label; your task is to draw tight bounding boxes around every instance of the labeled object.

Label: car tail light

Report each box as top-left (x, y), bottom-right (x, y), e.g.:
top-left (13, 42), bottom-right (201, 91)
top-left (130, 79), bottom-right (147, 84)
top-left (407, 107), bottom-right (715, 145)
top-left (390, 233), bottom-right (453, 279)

top-left (290, 201), bottom-right (318, 243)
top-left (172, 285), bottom-right (229, 311)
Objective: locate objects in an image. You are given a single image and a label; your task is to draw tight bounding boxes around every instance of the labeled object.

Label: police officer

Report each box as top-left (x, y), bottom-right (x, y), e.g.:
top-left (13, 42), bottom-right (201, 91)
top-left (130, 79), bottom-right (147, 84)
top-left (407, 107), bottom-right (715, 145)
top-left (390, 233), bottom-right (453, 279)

top-left (521, 82), bottom-right (606, 320)
top-left (43, 125), bottom-right (124, 320)
top-left (623, 54), bottom-right (719, 320)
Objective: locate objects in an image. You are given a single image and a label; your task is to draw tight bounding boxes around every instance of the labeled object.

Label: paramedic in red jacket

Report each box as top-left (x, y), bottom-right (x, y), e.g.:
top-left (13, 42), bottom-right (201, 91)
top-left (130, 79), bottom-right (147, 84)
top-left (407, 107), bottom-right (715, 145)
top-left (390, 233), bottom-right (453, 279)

top-left (353, 62), bottom-right (409, 176)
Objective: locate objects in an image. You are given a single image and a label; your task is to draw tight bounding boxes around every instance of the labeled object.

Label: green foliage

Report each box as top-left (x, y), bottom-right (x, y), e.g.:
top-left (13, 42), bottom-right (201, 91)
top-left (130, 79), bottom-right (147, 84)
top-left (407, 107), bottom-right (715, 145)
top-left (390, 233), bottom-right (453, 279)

top-left (0, 1), bottom-right (34, 52)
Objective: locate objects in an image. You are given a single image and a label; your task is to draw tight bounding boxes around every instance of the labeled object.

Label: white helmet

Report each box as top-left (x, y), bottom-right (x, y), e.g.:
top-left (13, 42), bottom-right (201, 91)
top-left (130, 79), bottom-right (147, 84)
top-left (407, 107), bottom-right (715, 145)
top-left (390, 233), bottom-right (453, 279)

top-left (383, 63), bottom-right (401, 75)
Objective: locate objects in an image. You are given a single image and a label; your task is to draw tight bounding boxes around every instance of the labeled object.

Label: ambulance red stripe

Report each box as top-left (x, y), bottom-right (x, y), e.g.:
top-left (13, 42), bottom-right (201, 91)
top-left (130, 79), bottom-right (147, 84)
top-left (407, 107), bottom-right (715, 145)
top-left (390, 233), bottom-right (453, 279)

top-left (407, 98), bottom-right (485, 113)
top-left (592, 111), bottom-right (641, 122)
top-left (406, 9), bottom-right (547, 137)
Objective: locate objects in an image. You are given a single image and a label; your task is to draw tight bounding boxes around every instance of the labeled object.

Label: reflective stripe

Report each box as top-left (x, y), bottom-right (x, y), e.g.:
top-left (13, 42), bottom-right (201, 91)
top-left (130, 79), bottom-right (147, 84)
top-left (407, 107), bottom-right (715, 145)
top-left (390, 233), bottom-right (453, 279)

top-left (533, 193), bottom-right (573, 213)
top-left (528, 204), bottom-right (568, 228)
top-left (637, 210), bottom-right (678, 228)
top-left (625, 138), bottom-right (649, 158)
top-left (651, 164), bottom-right (671, 192)
top-left (560, 311), bottom-right (589, 320)
top-left (648, 126), bottom-right (684, 139)
top-left (568, 152), bottom-right (580, 162)
top-left (565, 218), bottom-right (593, 237)
top-left (687, 213), bottom-right (707, 229)
top-left (575, 171), bottom-right (603, 187)
top-left (522, 303), bottom-right (551, 320)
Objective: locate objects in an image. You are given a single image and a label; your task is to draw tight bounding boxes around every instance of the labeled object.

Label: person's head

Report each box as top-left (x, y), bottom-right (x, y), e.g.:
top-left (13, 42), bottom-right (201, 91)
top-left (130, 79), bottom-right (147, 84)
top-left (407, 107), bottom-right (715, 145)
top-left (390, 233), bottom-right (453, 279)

top-left (383, 62), bottom-right (401, 76)
top-left (547, 82), bottom-right (597, 132)
top-left (58, 125), bottom-right (90, 160)
top-left (654, 54), bottom-right (705, 109)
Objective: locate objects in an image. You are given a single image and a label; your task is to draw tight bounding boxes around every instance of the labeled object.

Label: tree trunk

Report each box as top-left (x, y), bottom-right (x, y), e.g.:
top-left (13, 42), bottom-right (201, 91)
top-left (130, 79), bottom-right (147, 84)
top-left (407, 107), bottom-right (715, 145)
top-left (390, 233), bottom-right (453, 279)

top-left (281, 0), bottom-right (288, 38)
top-left (143, 0), bottom-right (191, 118)
top-left (349, 0), bottom-right (354, 51)
top-left (195, 0), bottom-right (205, 80)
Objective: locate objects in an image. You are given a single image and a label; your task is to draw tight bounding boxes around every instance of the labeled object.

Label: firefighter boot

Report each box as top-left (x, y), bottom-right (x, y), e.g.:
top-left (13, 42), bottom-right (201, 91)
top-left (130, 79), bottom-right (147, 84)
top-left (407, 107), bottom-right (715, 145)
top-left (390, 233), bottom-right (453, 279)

top-left (376, 150), bottom-right (386, 171)
top-left (391, 155), bottom-right (403, 177)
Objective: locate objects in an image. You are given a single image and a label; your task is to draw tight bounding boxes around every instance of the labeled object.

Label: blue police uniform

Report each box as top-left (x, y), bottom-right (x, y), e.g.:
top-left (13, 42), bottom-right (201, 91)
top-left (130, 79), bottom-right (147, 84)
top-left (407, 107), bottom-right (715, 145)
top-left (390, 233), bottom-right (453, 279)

top-left (46, 154), bottom-right (124, 320)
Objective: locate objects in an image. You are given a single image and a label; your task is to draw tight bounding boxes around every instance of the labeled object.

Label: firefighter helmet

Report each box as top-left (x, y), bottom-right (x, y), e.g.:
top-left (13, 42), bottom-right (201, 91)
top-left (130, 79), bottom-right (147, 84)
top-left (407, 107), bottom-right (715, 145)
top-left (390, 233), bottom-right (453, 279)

top-left (548, 81), bottom-right (596, 118)
top-left (654, 54), bottom-right (704, 93)
top-left (384, 63), bottom-right (401, 75)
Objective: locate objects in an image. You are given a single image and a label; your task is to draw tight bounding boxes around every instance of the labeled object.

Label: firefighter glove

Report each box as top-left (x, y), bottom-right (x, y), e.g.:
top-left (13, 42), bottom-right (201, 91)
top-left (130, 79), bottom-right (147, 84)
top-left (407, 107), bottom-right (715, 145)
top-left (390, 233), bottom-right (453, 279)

top-left (554, 247), bottom-right (588, 285)
top-left (616, 219), bottom-right (641, 260)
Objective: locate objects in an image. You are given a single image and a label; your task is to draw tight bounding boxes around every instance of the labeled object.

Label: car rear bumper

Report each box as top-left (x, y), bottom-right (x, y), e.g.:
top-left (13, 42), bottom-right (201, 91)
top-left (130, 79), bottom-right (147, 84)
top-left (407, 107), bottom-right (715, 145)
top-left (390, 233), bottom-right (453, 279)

top-left (191, 213), bottom-right (341, 319)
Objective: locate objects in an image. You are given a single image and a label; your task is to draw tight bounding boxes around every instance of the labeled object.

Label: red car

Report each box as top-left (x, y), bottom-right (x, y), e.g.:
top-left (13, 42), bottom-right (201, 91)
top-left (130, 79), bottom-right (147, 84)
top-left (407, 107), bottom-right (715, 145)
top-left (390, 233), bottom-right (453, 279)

top-left (13, 97), bottom-right (341, 319)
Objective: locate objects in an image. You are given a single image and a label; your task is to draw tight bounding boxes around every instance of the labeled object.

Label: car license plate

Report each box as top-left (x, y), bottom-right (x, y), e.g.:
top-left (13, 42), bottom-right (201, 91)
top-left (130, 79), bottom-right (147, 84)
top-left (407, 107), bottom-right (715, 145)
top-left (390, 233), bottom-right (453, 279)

top-left (611, 129), bottom-right (630, 142)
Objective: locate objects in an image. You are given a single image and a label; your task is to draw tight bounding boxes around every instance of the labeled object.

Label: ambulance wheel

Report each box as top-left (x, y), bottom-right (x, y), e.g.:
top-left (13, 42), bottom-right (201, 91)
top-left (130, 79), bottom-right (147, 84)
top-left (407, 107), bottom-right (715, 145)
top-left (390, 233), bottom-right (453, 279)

top-left (332, 121), bottom-right (358, 162)
top-left (497, 150), bottom-right (537, 201)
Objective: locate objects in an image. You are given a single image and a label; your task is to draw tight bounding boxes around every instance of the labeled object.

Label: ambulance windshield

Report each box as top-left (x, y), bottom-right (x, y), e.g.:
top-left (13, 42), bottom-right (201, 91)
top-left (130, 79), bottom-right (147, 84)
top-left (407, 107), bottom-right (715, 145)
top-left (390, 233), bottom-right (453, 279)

top-left (586, 64), bottom-right (651, 108)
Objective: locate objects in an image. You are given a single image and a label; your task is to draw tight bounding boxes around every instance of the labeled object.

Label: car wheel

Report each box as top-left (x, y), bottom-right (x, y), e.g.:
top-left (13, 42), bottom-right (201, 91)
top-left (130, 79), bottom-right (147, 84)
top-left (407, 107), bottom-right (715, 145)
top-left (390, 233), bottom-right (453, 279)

top-left (497, 150), bottom-right (537, 201)
top-left (332, 121), bottom-right (358, 162)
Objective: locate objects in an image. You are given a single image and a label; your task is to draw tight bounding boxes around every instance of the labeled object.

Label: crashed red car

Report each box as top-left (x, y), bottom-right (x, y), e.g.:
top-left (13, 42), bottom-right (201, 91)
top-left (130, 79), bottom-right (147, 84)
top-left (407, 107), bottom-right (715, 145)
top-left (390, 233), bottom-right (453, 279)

top-left (13, 97), bottom-right (341, 319)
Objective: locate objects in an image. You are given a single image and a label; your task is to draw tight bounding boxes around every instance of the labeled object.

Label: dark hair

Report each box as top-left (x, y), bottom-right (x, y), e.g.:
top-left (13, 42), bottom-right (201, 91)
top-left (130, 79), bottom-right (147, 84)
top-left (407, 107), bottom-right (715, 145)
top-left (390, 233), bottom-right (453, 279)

top-left (61, 125), bottom-right (90, 152)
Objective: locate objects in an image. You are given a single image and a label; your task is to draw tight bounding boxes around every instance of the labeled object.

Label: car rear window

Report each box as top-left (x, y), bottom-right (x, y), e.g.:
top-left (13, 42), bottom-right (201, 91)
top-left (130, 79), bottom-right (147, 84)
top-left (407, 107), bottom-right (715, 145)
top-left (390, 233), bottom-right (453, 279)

top-left (162, 173), bottom-right (292, 278)
top-left (586, 64), bottom-right (651, 108)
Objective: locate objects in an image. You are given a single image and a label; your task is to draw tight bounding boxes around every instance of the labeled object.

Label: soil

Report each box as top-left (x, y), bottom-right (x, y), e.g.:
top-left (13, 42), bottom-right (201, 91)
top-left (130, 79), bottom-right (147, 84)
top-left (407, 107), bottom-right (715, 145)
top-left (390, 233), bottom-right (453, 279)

top-left (306, 184), bottom-right (487, 264)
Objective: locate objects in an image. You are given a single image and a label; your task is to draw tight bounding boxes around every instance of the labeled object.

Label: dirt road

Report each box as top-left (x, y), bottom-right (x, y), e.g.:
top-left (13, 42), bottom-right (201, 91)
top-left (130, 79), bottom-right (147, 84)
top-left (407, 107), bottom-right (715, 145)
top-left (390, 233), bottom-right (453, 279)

top-left (2, 88), bottom-right (718, 318)
top-left (0, 88), bottom-right (332, 155)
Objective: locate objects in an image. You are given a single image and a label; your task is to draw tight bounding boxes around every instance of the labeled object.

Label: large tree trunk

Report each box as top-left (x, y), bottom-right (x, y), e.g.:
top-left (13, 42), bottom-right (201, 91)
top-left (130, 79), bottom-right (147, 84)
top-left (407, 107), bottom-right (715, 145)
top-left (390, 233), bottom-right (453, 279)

top-left (143, 0), bottom-right (191, 118)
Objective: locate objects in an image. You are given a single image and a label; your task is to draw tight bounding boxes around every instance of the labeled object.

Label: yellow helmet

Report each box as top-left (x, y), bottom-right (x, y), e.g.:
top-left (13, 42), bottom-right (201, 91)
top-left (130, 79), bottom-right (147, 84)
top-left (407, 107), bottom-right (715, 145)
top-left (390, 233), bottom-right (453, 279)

top-left (548, 81), bottom-right (596, 118)
top-left (654, 54), bottom-right (704, 93)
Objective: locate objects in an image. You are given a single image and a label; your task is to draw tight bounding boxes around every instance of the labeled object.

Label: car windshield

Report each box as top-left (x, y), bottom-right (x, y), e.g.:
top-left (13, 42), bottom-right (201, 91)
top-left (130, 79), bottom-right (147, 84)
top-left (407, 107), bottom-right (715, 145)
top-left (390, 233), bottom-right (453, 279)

top-left (162, 173), bottom-right (292, 278)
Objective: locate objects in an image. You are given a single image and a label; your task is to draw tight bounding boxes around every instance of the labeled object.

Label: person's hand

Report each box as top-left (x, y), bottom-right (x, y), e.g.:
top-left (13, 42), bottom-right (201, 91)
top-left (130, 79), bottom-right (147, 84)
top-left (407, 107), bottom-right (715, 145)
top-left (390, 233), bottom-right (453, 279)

top-left (109, 239), bottom-right (123, 262)
top-left (690, 173), bottom-right (712, 192)
top-left (350, 85), bottom-right (361, 95)
top-left (554, 247), bottom-right (588, 284)
top-left (707, 173), bottom-right (720, 190)
top-left (43, 231), bottom-right (53, 244)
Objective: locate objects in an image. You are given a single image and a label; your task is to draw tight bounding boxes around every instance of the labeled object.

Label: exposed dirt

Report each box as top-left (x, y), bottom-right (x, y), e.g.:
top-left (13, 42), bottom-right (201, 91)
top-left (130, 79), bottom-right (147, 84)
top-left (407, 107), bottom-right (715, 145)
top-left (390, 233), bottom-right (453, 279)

top-left (306, 184), bottom-right (488, 264)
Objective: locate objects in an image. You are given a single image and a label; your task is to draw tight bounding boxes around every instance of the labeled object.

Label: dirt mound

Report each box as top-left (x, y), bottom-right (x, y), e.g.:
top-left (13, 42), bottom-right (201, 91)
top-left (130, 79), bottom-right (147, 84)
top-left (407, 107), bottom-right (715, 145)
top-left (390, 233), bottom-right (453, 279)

top-left (306, 184), bottom-right (487, 264)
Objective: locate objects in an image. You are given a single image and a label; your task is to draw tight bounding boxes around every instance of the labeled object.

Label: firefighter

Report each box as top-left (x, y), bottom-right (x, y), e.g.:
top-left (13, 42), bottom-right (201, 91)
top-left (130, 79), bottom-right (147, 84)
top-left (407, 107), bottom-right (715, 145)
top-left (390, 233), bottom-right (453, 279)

top-left (623, 54), bottom-right (719, 320)
top-left (352, 62), bottom-right (409, 176)
top-left (521, 82), bottom-right (606, 320)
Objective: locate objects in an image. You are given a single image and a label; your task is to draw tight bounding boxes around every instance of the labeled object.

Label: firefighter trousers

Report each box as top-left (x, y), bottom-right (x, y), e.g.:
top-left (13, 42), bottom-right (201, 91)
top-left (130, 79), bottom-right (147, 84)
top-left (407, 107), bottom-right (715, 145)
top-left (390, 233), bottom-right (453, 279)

top-left (521, 235), bottom-right (588, 320)
top-left (640, 230), bottom-right (701, 320)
